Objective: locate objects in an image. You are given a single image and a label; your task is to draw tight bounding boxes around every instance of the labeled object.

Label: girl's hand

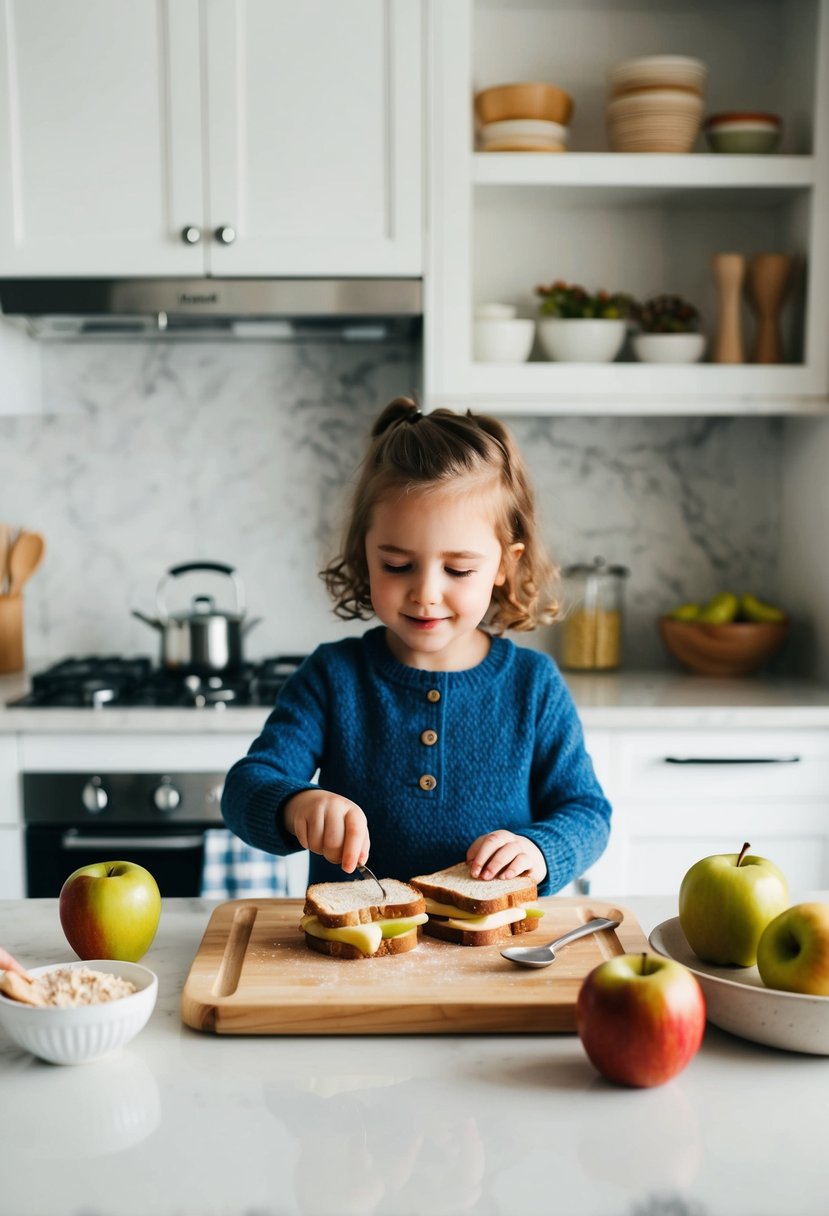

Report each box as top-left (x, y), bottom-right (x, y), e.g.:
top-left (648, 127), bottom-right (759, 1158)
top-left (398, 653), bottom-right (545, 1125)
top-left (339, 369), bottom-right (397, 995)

top-left (283, 788), bottom-right (370, 873)
top-left (466, 831), bottom-right (547, 886)
top-left (0, 947), bottom-right (28, 976)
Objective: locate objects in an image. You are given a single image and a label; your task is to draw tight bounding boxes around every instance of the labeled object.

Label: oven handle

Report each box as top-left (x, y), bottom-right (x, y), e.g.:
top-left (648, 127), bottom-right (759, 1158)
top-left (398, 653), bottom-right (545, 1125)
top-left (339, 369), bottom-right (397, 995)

top-left (61, 830), bottom-right (205, 851)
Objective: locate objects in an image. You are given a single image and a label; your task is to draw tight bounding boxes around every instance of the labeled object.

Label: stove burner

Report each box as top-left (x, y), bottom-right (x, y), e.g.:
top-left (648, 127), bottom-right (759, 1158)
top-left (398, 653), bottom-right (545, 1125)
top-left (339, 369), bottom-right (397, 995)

top-left (7, 654), bottom-right (307, 710)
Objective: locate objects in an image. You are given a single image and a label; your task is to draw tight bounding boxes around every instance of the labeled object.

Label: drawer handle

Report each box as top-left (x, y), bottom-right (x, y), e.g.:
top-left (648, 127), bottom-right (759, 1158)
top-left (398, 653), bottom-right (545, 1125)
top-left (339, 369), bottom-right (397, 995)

top-left (663, 756), bottom-right (801, 766)
top-left (61, 830), bottom-right (204, 850)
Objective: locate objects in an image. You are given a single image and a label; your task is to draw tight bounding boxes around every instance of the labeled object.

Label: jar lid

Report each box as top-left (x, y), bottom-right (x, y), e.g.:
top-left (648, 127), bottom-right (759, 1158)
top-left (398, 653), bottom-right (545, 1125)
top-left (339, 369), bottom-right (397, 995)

top-left (562, 556), bottom-right (629, 578)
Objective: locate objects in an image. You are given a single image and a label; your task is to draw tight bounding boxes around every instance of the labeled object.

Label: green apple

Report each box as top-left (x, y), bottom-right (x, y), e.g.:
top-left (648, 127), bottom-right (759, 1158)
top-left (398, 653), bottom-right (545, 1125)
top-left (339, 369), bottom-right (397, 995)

top-left (59, 860), bottom-right (161, 962)
top-left (678, 842), bottom-right (788, 967)
top-left (576, 953), bottom-right (706, 1088)
top-left (669, 603), bottom-right (701, 621)
top-left (757, 902), bottom-right (829, 995)
top-left (697, 592), bottom-right (739, 624)
top-left (739, 593), bottom-right (786, 623)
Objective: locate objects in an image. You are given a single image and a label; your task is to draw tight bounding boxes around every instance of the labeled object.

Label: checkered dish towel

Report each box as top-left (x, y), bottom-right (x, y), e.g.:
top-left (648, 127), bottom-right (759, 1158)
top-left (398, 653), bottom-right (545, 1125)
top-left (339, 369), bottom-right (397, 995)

top-left (200, 829), bottom-right (288, 899)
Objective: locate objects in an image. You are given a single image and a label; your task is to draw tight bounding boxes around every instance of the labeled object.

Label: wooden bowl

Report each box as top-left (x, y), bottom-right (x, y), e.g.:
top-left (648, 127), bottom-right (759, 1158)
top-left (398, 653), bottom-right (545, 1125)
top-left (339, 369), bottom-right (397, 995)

top-left (658, 617), bottom-right (789, 677)
top-left (475, 82), bottom-right (573, 126)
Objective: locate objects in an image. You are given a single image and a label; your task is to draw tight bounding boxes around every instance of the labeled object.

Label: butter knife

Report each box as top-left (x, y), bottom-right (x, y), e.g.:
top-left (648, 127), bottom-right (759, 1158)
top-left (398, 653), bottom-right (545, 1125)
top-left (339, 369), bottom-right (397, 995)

top-left (356, 864), bottom-right (387, 899)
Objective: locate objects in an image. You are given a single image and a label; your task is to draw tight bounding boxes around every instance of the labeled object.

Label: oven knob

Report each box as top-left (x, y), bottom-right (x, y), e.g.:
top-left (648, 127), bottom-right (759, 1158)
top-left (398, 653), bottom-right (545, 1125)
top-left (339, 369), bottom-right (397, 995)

top-left (82, 777), bottom-right (108, 814)
top-left (153, 779), bottom-right (181, 814)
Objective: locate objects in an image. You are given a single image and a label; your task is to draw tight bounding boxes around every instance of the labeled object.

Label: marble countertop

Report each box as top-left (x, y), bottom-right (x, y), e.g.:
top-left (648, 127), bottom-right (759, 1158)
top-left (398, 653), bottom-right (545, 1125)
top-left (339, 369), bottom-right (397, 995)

top-left (1, 895), bottom-right (828, 1216)
top-left (4, 665), bottom-right (829, 732)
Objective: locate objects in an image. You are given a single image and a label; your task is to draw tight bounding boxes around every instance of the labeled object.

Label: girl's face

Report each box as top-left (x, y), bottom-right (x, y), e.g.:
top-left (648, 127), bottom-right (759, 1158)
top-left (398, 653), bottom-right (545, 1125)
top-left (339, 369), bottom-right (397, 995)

top-left (365, 487), bottom-right (521, 670)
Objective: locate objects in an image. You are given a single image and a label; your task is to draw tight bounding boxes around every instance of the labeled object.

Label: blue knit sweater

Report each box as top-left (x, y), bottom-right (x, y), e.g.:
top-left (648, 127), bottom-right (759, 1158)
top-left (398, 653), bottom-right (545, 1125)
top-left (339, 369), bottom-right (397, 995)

top-left (221, 626), bottom-right (611, 895)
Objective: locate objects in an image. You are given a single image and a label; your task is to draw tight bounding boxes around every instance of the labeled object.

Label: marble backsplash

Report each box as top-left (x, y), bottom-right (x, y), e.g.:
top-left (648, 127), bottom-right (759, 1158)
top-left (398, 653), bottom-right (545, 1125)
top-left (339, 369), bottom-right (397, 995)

top-left (0, 339), bottom-right (782, 669)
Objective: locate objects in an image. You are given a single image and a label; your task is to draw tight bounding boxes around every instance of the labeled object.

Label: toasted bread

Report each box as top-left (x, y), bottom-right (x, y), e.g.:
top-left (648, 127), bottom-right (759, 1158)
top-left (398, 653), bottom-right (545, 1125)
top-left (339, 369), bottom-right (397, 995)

top-left (424, 914), bottom-right (539, 947)
top-left (409, 861), bottom-right (537, 915)
top-left (304, 928), bottom-right (421, 960)
top-left (303, 878), bottom-right (425, 928)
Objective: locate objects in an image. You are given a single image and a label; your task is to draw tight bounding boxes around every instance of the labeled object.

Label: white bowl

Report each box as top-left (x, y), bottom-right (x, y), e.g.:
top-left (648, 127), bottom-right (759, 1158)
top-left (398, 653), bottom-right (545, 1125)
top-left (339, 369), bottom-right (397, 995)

top-left (475, 302), bottom-right (517, 321)
top-left (478, 118), bottom-right (569, 141)
top-left (0, 960), bottom-right (158, 1065)
top-left (650, 917), bottom-right (829, 1055)
top-left (473, 318), bottom-right (535, 362)
top-left (633, 332), bottom-right (706, 363)
top-left (537, 317), bottom-right (626, 363)
top-left (608, 55), bottom-right (707, 96)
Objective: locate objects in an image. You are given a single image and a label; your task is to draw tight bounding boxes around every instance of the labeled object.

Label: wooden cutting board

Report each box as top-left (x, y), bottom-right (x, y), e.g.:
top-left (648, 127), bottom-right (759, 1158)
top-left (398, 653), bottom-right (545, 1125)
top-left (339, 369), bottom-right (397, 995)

top-left (180, 897), bottom-right (650, 1035)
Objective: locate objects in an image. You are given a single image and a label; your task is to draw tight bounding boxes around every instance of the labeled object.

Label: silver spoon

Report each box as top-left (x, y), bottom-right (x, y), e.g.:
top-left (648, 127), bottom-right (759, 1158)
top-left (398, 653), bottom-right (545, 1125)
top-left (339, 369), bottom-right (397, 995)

top-left (356, 864), bottom-right (387, 899)
top-left (501, 916), bottom-right (620, 968)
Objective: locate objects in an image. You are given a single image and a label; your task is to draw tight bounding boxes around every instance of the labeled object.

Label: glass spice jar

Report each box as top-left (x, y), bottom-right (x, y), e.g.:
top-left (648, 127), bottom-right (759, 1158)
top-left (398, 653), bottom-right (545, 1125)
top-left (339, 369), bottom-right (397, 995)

top-left (559, 557), bottom-right (629, 671)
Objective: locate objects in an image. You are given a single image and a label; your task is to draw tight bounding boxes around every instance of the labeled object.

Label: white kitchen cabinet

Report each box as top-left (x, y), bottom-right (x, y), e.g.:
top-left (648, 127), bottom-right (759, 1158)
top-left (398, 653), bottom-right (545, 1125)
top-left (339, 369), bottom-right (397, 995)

top-left (425, 0), bottom-right (829, 415)
top-left (0, 0), bottom-right (422, 278)
top-left (589, 727), bottom-right (829, 896)
top-left (0, 735), bottom-right (21, 897)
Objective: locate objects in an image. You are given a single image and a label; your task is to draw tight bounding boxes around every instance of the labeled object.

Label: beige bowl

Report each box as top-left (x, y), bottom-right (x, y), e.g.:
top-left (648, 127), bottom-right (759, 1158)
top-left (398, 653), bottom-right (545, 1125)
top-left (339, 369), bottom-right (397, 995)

top-left (609, 55), bottom-right (707, 96)
top-left (658, 618), bottom-right (789, 677)
top-left (475, 82), bottom-right (573, 126)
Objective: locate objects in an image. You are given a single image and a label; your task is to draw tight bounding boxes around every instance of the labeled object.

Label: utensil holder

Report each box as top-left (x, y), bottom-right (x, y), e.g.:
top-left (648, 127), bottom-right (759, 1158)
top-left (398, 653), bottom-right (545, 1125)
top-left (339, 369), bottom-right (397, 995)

top-left (0, 595), bottom-right (24, 674)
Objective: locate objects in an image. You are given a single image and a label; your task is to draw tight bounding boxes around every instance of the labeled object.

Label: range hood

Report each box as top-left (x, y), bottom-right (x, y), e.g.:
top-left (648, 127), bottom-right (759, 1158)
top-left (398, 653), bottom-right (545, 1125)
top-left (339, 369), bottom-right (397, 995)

top-left (0, 278), bottom-right (422, 341)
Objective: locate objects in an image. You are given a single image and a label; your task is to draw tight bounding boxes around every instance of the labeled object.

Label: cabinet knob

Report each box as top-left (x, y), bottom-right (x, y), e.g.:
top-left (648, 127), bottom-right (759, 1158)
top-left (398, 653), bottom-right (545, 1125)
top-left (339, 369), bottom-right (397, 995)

top-left (81, 777), bottom-right (108, 815)
top-left (181, 226), bottom-right (202, 245)
top-left (214, 225), bottom-right (236, 245)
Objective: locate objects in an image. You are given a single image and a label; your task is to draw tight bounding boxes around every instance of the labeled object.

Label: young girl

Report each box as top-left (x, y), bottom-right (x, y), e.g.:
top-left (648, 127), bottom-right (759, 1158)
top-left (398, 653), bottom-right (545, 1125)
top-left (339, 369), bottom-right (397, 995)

top-left (221, 398), bottom-right (611, 894)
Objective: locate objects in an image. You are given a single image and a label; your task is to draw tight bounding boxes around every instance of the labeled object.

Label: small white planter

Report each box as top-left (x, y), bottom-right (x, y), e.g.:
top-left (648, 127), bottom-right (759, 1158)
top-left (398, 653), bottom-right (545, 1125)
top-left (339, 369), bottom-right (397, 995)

top-left (633, 332), bottom-right (706, 363)
top-left (473, 318), bottom-right (535, 363)
top-left (538, 318), bottom-right (626, 363)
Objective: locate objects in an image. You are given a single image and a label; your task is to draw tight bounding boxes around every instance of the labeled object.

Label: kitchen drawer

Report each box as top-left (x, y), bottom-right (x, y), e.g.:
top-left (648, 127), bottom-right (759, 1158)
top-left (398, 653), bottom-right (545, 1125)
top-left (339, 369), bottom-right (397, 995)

top-left (614, 730), bottom-right (829, 801)
top-left (19, 734), bottom-right (254, 772)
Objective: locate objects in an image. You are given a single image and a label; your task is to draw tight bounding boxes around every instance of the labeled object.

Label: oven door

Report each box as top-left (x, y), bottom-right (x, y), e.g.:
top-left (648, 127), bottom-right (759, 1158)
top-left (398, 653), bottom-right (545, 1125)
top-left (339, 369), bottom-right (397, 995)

top-left (25, 824), bottom-right (211, 897)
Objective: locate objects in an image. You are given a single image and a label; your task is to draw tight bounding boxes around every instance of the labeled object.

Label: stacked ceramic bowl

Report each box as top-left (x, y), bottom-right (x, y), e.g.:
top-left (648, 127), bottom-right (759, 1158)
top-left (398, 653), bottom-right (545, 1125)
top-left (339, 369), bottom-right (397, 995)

top-left (606, 55), bottom-right (706, 153)
top-left (475, 82), bottom-right (574, 152)
top-left (704, 112), bottom-right (782, 154)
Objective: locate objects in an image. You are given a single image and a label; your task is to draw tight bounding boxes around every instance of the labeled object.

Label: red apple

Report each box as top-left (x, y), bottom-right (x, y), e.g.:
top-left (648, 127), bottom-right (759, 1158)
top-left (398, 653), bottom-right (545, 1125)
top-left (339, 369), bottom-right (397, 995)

top-left (576, 952), bottom-right (706, 1088)
top-left (59, 860), bottom-right (161, 962)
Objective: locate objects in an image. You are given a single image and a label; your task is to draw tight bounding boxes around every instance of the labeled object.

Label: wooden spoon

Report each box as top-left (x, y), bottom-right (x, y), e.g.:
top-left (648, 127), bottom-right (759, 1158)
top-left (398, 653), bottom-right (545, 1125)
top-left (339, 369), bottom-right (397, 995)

top-left (0, 523), bottom-right (10, 595)
top-left (7, 530), bottom-right (45, 596)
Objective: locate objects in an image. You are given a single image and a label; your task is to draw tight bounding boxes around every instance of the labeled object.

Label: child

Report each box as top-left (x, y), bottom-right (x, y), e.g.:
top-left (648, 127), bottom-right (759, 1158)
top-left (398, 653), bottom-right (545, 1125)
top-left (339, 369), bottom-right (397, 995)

top-left (221, 398), bottom-right (611, 894)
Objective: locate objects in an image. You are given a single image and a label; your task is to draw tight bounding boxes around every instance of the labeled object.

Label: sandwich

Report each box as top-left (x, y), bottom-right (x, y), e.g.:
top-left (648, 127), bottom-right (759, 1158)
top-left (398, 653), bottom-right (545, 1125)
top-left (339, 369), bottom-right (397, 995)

top-left (409, 861), bottom-right (542, 946)
top-left (300, 878), bottom-right (428, 959)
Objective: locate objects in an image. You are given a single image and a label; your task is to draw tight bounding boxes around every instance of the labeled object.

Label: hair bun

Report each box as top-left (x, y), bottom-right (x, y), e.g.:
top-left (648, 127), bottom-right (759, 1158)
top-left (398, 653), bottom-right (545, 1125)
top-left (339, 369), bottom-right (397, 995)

top-left (371, 396), bottom-right (421, 438)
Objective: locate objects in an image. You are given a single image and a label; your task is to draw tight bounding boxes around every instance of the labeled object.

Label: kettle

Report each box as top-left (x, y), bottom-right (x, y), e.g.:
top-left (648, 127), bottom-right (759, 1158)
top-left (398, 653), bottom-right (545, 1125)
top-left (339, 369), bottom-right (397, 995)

top-left (132, 561), bottom-right (261, 674)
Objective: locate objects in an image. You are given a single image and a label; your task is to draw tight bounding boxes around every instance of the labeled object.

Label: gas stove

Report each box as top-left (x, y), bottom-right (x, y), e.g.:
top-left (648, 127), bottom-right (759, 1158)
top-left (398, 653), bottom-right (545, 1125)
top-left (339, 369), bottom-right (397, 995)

top-left (7, 654), bottom-right (307, 710)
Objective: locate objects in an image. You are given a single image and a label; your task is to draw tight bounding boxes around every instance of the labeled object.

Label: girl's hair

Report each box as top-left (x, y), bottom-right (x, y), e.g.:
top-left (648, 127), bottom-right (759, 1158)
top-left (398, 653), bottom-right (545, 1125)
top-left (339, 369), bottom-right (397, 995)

top-left (322, 396), bottom-right (559, 632)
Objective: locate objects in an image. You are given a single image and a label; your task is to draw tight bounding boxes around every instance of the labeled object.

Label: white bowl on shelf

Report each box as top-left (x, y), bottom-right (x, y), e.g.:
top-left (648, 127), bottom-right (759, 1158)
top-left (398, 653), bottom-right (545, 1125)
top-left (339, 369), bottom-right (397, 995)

top-left (0, 960), bottom-right (158, 1065)
top-left (633, 332), bottom-right (706, 363)
top-left (473, 318), bottom-right (535, 363)
top-left (537, 317), bottom-right (627, 363)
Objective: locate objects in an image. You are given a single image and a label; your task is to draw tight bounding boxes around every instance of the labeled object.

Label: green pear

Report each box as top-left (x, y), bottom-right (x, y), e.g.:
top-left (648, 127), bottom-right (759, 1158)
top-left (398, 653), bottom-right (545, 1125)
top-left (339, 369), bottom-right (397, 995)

top-left (670, 603), bottom-right (701, 621)
top-left (697, 592), bottom-right (739, 624)
top-left (740, 593), bottom-right (785, 623)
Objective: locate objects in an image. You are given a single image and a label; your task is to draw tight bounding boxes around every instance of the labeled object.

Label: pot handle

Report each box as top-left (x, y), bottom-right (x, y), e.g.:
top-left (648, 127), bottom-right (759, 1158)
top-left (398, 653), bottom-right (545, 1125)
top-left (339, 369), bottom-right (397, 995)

top-left (131, 609), bottom-right (163, 632)
top-left (155, 561), bottom-right (245, 621)
top-left (241, 616), bottom-right (262, 637)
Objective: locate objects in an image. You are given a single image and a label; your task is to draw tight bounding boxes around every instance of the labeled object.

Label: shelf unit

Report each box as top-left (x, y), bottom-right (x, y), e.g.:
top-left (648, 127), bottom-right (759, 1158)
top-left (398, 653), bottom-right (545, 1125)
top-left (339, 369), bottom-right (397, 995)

top-left (424, 0), bottom-right (829, 415)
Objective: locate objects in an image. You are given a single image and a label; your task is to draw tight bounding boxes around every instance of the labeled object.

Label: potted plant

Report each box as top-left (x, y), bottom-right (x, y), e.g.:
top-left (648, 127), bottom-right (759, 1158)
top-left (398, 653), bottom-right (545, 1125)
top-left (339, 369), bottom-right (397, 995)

top-left (632, 294), bottom-right (706, 363)
top-left (535, 281), bottom-right (635, 362)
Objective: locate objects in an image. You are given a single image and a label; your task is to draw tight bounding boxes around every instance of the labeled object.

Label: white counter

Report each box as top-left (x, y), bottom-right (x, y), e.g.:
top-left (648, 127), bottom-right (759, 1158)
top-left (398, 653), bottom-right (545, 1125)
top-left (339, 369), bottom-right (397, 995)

top-left (1, 895), bottom-right (828, 1216)
top-left (5, 665), bottom-right (829, 731)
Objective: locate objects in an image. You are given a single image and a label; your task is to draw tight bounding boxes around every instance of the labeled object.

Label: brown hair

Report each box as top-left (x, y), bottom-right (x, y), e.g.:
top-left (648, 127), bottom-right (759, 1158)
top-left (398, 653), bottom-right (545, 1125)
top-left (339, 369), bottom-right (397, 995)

top-left (322, 397), bottom-right (559, 632)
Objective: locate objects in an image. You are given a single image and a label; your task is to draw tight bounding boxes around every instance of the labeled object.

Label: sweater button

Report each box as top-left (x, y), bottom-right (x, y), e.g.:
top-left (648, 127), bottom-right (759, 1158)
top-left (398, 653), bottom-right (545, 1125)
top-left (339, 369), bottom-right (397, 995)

top-left (419, 774), bottom-right (437, 791)
top-left (426, 688), bottom-right (440, 703)
top-left (420, 729), bottom-right (438, 746)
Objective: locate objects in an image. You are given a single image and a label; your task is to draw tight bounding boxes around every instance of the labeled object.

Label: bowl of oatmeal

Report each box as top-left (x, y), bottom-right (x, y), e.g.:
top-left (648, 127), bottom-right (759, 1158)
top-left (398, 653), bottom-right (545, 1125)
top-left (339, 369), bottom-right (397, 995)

top-left (0, 960), bottom-right (157, 1065)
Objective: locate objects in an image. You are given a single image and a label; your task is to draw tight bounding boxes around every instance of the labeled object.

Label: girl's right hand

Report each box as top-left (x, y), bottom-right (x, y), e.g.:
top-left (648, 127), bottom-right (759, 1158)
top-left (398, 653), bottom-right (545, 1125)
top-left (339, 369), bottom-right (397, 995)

top-left (283, 788), bottom-right (370, 873)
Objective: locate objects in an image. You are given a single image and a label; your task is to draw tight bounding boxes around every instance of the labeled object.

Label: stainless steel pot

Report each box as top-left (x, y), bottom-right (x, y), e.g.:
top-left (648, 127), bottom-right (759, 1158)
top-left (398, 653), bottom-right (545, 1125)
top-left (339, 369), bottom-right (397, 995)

top-left (132, 561), bottom-right (261, 673)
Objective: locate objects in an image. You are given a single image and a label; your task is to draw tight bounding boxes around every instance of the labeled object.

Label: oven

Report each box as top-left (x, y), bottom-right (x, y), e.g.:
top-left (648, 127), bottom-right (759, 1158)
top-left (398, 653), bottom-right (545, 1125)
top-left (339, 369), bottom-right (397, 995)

top-left (24, 771), bottom-right (227, 897)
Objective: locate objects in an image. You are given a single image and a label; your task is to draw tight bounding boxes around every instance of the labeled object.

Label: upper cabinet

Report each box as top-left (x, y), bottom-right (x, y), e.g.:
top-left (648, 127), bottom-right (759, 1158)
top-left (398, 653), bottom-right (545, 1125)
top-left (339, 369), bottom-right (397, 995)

top-left (424, 0), bottom-right (829, 415)
top-left (0, 0), bottom-right (422, 278)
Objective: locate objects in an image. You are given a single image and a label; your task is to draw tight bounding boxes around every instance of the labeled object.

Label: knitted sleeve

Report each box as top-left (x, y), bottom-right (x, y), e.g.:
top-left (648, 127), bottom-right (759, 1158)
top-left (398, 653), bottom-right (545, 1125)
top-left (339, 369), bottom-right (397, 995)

top-left (520, 664), bottom-right (612, 895)
top-left (220, 650), bottom-right (329, 855)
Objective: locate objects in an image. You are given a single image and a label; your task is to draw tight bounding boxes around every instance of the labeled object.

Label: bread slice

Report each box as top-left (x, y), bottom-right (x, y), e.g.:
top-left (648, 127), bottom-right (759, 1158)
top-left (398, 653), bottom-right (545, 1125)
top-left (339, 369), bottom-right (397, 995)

top-left (304, 928), bottom-right (421, 960)
top-left (424, 914), bottom-right (539, 947)
top-left (304, 878), bottom-right (425, 928)
top-left (409, 861), bottom-right (537, 915)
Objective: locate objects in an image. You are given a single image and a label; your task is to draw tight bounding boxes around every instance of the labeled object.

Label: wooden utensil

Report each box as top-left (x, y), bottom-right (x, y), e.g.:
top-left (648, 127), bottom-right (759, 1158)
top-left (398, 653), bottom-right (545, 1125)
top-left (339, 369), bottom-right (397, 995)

top-left (711, 252), bottom-right (747, 363)
top-left (7, 530), bottom-right (45, 596)
top-left (747, 253), bottom-right (793, 364)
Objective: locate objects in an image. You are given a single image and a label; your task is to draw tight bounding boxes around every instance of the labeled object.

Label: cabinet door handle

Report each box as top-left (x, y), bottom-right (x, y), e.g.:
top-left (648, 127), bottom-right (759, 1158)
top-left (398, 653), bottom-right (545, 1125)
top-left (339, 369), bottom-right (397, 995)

top-left (214, 225), bottom-right (236, 245)
top-left (663, 756), bottom-right (801, 766)
top-left (61, 830), bottom-right (204, 850)
top-left (181, 225), bottom-right (202, 245)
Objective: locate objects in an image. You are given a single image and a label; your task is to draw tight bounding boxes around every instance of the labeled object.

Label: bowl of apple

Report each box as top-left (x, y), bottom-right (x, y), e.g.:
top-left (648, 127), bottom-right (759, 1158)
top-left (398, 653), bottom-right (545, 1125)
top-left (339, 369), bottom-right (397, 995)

top-left (650, 842), bottom-right (829, 1054)
top-left (659, 591), bottom-right (789, 677)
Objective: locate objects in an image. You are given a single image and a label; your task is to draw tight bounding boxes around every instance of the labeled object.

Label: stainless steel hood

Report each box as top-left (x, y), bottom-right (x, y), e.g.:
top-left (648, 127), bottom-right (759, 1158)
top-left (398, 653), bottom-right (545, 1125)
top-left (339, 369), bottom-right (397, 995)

top-left (0, 278), bottom-right (423, 341)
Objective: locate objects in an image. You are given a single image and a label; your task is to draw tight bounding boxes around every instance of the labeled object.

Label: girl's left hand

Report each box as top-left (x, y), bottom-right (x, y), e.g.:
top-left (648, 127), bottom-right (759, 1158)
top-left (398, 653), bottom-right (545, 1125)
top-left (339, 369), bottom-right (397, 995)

top-left (466, 831), bottom-right (547, 885)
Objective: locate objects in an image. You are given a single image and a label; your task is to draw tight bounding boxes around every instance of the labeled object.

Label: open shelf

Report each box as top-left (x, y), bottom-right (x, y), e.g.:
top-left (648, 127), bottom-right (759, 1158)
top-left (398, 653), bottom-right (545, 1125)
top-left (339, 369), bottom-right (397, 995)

top-left (472, 153), bottom-right (817, 191)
